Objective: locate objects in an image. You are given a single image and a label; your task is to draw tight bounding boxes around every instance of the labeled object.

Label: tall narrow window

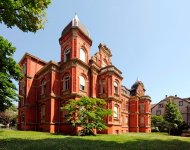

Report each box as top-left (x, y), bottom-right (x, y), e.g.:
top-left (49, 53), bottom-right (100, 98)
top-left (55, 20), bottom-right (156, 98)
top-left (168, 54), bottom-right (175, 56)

top-left (22, 64), bottom-right (26, 75)
top-left (140, 117), bottom-right (144, 124)
top-left (100, 80), bottom-right (105, 94)
top-left (63, 76), bottom-right (70, 91)
top-left (80, 48), bottom-right (86, 62)
top-left (140, 103), bottom-right (145, 113)
top-left (126, 117), bottom-right (128, 126)
top-left (114, 105), bottom-right (119, 119)
top-left (21, 112), bottom-right (25, 122)
top-left (114, 81), bottom-right (118, 94)
top-left (41, 79), bottom-right (46, 95)
top-left (41, 105), bottom-right (45, 122)
top-left (64, 48), bottom-right (70, 62)
top-left (79, 76), bottom-right (85, 91)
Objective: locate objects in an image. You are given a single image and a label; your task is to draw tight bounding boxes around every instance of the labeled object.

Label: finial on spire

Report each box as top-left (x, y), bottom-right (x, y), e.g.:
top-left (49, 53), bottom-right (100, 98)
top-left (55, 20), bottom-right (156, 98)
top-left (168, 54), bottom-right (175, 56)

top-left (72, 13), bottom-right (79, 26)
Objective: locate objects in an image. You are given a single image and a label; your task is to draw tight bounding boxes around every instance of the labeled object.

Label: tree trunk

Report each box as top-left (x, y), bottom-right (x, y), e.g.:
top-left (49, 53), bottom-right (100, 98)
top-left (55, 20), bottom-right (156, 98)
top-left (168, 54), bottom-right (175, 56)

top-left (6, 123), bottom-right (10, 128)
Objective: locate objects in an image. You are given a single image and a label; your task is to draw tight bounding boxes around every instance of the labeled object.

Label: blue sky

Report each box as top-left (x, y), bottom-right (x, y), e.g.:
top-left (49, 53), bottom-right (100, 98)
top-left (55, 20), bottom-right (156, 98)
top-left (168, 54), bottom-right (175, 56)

top-left (1, 0), bottom-right (190, 103)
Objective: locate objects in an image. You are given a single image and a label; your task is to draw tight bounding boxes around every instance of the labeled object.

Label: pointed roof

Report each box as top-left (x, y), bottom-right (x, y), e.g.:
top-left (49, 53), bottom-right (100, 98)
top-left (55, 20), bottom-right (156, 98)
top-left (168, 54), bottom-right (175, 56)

top-left (61, 14), bottom-right (90, 38)
top-left (131, 80), bottom-right (145, 91)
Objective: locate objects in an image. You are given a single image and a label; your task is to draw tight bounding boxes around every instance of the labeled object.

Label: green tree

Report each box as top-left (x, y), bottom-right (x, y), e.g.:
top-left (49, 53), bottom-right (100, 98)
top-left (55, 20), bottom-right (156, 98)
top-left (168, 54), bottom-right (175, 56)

top-left (164, 100), bottom-right (183, 135)
top-left (61, 97), bottom-right (112, 136)
top-left (0, 36), bottom-right (22, 111)
top-left (0, 106), bottom-right (18, 127)
top-left (0, 0), bottom-right (51, 111)
top-left (0, 0), bottom-right (51, 32)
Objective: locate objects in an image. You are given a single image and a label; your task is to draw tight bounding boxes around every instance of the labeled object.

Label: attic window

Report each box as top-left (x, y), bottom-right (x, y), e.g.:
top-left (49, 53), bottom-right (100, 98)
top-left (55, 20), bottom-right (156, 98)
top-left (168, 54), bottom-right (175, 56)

top-left (158, 104), bottom-right (164, 108)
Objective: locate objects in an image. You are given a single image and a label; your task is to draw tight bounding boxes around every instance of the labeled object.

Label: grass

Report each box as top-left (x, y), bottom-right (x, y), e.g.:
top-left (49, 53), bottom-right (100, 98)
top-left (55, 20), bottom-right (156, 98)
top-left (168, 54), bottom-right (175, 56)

top-left (0, 129), bottom-right (190, 150)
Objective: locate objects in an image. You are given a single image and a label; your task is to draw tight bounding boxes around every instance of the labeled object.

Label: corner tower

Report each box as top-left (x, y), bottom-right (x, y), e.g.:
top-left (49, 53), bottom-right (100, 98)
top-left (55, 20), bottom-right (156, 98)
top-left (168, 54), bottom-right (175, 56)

top-left (59, 15), bottom-right (92, 64)
top-left (129, 81), bottom-right (151, 133)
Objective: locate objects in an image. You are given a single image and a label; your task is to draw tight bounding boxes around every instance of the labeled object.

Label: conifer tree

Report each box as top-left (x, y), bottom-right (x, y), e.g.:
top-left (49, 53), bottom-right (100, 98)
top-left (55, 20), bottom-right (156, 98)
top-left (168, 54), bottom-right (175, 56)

top-left (164, 100), bottom-right (183, 134)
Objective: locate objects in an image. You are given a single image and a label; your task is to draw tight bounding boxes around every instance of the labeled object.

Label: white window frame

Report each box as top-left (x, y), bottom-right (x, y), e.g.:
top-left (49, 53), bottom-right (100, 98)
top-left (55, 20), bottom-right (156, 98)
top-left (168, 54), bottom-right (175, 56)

top-left (79, 76), bottom-right (85, 91)
top-left (80, 48), bottom-right (86, 62)
top-left (114, 81), bottom-right (118, 94)
top-left (114, 105), bottom-right (119, 119)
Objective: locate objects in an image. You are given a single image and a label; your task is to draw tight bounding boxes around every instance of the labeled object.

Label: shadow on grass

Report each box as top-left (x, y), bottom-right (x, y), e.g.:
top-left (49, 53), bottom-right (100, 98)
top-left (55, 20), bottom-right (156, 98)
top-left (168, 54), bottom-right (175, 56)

top-left (0, 136), bottom-right (189, 150)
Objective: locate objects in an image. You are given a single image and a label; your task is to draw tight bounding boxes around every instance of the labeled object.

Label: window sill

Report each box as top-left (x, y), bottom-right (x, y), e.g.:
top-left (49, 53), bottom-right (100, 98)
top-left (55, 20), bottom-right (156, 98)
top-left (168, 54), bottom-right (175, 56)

top-left (114, 118), bottom-right (119, 121)
top-left (41, 94), bottom-right (45, 99)
top-left (62, 90), bottom-right (70, 95)
top-left (114, 93), bottom-right (119, 97)
top-left (79, 90), bottom-right (87, 93)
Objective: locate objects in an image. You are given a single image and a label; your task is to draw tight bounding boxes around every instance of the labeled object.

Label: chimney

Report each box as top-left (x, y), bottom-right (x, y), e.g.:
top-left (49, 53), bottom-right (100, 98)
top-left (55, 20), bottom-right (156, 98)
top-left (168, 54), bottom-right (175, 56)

top-left (165, 95), bottom-right (167, 98)
top-left (175, 94), bottom-right (177, 97)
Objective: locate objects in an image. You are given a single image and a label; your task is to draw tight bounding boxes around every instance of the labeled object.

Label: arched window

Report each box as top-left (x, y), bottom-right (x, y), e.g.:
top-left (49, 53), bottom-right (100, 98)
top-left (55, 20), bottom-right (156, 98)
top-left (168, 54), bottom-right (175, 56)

top-left (114, 81), bottom-right (118, 94)
top-left (114, 105), bottom-right (119, 119)
top-left (41, 79), bottom-right (46, 95)
top-left (64, 48), bottom-right (70, 62)
top-left (79, 76), bottom-right (85, 91)
top-left (100, 80), bottom-right (105, 94)
top-left (80, 48), bottom-right (86, 62)
top-left (63, 76), bottom-right (70, 91)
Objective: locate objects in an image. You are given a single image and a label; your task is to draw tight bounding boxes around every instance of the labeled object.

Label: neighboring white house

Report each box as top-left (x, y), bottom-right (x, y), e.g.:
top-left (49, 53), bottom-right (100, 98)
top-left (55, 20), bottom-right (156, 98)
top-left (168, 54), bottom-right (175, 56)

top-left (151, 95), bottom-right (190, 125)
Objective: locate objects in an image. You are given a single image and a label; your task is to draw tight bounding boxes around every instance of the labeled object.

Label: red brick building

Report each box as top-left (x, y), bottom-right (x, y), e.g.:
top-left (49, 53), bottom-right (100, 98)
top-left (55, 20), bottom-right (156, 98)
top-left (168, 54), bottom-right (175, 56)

top-left (18, 15), bottom-right (151, 134)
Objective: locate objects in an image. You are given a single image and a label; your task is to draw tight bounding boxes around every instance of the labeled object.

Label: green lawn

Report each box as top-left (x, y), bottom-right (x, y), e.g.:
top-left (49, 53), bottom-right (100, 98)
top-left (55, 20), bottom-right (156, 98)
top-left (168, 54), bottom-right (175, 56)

top-left (0, 129), bottom-right (190, 150)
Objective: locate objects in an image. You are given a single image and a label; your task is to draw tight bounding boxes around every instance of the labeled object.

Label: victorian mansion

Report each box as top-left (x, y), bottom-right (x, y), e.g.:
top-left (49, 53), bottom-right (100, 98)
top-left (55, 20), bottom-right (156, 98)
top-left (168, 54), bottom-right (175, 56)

top-left (18, 15), bottom-right (151, 134)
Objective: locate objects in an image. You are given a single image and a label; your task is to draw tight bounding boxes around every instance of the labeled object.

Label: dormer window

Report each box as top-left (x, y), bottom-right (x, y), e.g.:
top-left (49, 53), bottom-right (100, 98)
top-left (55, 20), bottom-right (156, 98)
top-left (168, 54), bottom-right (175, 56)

top-left (80, 48), bottom-right (86, 62)
top-left (64, 48), bottom-right (70, 62)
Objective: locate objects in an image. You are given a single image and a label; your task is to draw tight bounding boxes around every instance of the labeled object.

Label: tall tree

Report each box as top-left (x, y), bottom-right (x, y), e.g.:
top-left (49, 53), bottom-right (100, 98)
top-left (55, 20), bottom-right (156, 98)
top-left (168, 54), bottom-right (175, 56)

top-left (0, 36), bottom-right (22, 111)
top-left (61, 97), bottom-right (112, 135)
top-left (164, 100), bottom-right (183, 134)
top-left (0, 0), bottom-right (51, 32)
top-left (0, 0), bottom-right (51, 111)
